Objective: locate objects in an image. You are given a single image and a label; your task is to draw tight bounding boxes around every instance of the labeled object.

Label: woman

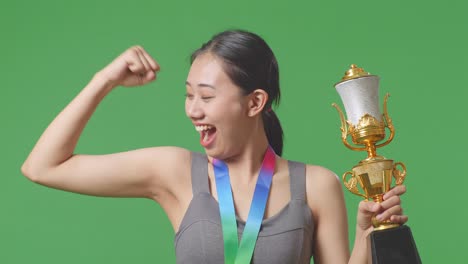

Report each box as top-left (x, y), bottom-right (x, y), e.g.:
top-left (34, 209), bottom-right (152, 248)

top-left (21, 30), bottom-right (407, 263)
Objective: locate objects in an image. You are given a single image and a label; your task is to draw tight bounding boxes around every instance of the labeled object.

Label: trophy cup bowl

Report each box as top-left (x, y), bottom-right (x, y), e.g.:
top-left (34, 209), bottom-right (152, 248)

top-left (333, 65), bottom-right (421, 263)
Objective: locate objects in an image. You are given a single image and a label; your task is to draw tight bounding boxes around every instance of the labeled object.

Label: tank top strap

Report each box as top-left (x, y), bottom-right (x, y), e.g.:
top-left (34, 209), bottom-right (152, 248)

top-left (190, 152), bottom-right (210, 195)
top-left (288, 160), bottom-right (307, 201)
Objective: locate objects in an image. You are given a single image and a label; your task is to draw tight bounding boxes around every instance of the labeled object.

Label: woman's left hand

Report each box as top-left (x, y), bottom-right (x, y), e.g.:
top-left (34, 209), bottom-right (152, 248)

top-left (356, 185), bottom-right (409, 234)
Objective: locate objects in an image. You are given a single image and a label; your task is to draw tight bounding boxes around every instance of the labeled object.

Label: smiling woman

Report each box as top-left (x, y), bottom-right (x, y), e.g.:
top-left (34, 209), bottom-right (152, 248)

top-left (21, 30), bottom-right (408, 264)
top-left (186, 31), bottom-right (283, 160)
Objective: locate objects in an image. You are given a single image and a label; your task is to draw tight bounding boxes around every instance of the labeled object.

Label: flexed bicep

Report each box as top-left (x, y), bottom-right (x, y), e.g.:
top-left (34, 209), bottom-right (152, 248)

top-left (25, 146), bottom-right (191, 200)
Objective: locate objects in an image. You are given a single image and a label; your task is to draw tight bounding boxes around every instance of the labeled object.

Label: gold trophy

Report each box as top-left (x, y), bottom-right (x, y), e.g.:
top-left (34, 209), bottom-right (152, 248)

top-left (332, 65), bottom-right (421, 264)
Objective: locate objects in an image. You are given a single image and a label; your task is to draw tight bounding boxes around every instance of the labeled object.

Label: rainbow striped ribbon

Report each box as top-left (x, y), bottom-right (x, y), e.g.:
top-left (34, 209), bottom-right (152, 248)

top-left (213, 146), bottom-right (276, 264)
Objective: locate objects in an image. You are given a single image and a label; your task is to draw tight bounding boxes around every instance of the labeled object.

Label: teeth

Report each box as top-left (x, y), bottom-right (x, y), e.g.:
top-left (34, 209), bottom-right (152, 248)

top-left (203, 132), bottom-right (209, 142)
top-left (195, 125), bottom-right (213, 132)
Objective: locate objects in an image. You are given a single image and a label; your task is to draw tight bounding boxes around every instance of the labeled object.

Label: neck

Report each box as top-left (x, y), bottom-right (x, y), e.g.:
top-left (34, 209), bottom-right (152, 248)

top-left (222, 131), bottom-right (271, 184)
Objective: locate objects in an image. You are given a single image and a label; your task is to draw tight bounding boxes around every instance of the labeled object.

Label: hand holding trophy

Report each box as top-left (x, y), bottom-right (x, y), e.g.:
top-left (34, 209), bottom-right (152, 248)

top-left (332, 65), bottom-right (421, 264)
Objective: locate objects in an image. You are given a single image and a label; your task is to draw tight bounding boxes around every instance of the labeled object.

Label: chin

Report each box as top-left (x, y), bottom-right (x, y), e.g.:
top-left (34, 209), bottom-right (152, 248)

top-left (203, 147), bottom-right (218, 158)
top-left (203, 146), bottom-right (228, 160)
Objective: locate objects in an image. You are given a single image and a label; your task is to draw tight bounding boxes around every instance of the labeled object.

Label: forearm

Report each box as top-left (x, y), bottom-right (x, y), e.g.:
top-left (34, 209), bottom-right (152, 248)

top-left (348, 226), bottom-right (371, 264)
top-left (22, 74), bottom-right (114, 178)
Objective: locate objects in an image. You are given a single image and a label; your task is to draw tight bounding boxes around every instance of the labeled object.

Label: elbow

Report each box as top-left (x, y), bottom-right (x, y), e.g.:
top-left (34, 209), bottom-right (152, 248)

top-left (21, 161), bottom-right (43, 183)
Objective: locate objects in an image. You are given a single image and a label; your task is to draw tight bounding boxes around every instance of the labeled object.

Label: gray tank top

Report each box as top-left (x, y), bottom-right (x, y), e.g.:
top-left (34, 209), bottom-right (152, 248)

top-left (174, 152), bottom-right (314, 263)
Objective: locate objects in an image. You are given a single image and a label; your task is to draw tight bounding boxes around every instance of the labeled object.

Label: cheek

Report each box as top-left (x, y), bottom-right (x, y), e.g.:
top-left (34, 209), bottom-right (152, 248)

top-left (217, 104), bottom-right (246, 131)
top-left (217, 101), bottom-right (240, 118)
top-left (184, 98), bottom-right (194, 117)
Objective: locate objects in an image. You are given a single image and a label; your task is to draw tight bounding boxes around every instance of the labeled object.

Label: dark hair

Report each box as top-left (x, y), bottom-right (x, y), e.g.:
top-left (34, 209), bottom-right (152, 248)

top-left (191, 30), bottom-right (284, 156)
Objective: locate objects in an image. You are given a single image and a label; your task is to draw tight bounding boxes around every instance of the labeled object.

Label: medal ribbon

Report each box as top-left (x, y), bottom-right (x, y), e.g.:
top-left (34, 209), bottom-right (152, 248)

top-left (213, 146), bottom-right (276, 264)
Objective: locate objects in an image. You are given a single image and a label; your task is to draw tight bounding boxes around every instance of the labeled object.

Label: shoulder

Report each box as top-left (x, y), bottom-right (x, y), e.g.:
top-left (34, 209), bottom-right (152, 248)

top-left (142, 146), bottom-right (192, 172)
top-left (303, 164), bottom-right (346, 218)
top-left (140, 146), bottom-right (194, 198)
top-left (281, 159), bottom-right (341, 192)
top-left (304, 164), bottom-right (341, 191)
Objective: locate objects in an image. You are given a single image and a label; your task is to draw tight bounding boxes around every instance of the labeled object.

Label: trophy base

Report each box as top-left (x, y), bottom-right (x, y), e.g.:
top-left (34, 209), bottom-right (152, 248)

top-left (370, 225), bottom-right (421, 264)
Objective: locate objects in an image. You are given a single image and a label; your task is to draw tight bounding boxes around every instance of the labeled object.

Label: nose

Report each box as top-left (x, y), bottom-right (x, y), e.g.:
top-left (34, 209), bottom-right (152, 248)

top-left (185, 97), bottom-right (204, 120)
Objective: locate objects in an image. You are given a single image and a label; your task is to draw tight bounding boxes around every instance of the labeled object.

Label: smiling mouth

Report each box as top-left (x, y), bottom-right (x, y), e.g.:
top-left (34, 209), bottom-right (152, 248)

top-left (195, 125), bottom-right (217, 146)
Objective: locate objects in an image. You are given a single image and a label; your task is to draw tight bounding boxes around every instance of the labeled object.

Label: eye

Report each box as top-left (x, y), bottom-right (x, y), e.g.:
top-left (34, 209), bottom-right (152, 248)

top-left (185, 93), bottom-right (194, 99)
top-left (201, 96), bottom-right (214, 101)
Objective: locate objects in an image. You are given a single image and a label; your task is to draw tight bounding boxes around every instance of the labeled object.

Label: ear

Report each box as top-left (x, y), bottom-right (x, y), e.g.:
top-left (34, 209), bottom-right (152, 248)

top-left (247, 89), bottom-right (269, 117)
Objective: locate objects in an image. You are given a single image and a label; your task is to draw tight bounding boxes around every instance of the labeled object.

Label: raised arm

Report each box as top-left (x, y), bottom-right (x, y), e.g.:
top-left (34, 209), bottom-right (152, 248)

top-left (21, 46), bottom-right (190, 201)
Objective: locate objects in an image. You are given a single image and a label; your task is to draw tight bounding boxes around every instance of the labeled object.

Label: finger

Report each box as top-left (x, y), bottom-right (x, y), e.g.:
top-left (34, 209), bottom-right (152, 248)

top-left (125, 70), bottom-right (155, 87)
top-left (383, 185), bottom-right (407, 200)
top-left (376, 205), bottom-right (403, 221)
top-left (390, 214), bottom-right (408, 224)
top-left (134, 46), bottom-right (152, 72)
top-left (127, 47), bottom-right (147, 74)
top-left (380, 195), bottom-right (401, 210)
top-left (358, 200), bottom-right (381, 215)
top-left (141, 70), bottom-right (156, 84)
top-left (135, 70), bottom-right (157, 86)
top-left (137, 46), bottom-right (160, 71)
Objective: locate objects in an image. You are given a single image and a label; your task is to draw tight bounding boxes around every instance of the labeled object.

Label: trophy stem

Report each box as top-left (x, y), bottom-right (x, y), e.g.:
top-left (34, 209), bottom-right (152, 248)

top-left (372, 194), bottom-right (383, 203)
top-left (365, 142), bottom-right (378, 158)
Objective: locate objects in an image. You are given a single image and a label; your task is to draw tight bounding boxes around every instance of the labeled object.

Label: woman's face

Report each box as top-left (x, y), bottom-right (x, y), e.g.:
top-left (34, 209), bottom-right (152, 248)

top-left (185, 52), bottom-right (252, 159)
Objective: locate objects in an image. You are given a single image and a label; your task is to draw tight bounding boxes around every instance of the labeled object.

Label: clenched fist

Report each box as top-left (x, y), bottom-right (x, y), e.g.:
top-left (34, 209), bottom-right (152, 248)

top-left (96, 46), bottom-right (160, 89)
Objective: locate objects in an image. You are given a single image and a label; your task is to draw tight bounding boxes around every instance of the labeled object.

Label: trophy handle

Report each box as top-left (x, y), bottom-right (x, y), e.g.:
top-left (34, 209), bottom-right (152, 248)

top-left (393, 161), bottom-right (407, 185)
top-left (332, 103), bottom-right (366, 151)
top-left (376, 93), bottom-right (395, 149)
top-left (342, 171), bottom-right (367, 199)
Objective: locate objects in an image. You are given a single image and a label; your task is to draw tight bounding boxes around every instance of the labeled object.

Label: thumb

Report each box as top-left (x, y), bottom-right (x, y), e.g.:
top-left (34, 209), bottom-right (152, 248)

top-left (123, 70), bottom-right (157, 87)
top-left (141, 70), bottom-right (157, 83)
top-left (358, 200), bottom-right (381, 216)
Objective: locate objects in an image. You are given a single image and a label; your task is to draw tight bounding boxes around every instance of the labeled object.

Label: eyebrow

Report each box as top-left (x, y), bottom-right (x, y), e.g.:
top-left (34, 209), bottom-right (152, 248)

top-left (185, 81), bottom-right (216, 89)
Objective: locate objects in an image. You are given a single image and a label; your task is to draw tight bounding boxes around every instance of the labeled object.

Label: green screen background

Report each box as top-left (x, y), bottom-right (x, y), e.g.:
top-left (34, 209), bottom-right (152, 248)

top-left (2, 0), bottom-right (466, 263)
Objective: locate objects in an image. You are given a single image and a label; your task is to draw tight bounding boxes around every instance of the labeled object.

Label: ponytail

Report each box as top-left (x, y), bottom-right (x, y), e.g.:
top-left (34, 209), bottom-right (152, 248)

top-left (262, 110), bottom-right (283, 156)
